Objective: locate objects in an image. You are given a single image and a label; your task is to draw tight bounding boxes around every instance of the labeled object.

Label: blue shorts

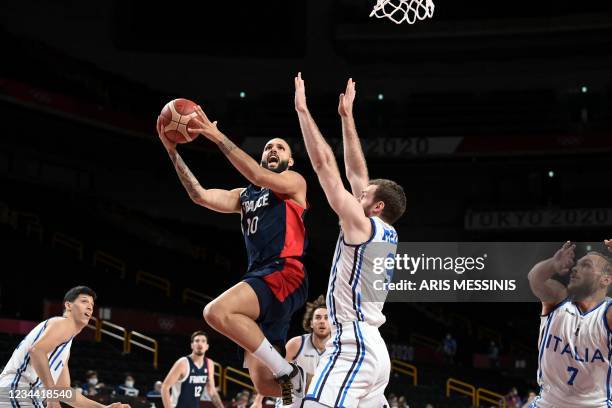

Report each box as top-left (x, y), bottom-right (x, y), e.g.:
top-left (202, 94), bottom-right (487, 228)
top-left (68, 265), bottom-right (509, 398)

top-left (243, 257), bottom-right (308, 346)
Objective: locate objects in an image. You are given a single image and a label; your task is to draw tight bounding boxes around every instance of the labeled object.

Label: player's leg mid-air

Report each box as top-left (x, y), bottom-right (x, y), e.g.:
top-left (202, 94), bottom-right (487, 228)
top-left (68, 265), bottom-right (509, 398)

top-left (294, 73), bottom-right (406, 408)
top-left (157, 107), bottom-right (308, 404)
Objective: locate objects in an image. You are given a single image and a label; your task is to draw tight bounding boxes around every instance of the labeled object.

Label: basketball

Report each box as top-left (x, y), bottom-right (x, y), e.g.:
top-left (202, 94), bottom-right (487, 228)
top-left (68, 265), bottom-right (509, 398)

top-left (159, 98), bottom-right (200, 144)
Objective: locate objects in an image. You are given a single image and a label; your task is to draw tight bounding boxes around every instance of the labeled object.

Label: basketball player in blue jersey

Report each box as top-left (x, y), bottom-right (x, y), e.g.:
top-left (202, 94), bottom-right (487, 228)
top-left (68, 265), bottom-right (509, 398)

top-left (157, 111), bottom-right (307, 405)
top-left (0, 286), bottom-right (130, 408)
top-left (161, 331), bottom-right (222, 408)
top-left (294, 73), bottom-right (406, 408)
top-left (528, 239), bottom-right (612, 407)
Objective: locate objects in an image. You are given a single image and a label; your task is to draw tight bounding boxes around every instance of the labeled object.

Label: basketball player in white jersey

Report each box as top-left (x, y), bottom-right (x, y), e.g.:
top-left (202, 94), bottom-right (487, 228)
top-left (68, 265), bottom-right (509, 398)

top-left (161, 331), bottom-right (223, 408)
top-left (294, 73), bottom-right (406, 408)
top-left (528, 239), bottom-right (612, 407)
top-left (0, 286), bottom-right (130, 408)
top-left (252, 296), bottom-right (331, 408)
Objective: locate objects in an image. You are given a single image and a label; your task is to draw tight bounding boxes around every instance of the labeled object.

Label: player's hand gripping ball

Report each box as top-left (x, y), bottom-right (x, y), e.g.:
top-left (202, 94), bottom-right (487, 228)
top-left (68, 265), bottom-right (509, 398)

top-left (159, 98), bottom-right (200, 144)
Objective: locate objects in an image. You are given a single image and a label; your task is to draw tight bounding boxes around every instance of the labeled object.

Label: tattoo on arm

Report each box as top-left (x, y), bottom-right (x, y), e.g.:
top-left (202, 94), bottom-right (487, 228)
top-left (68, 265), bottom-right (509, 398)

top-left (217, 136), bottom-right (237, 155)
top-left (169, 151), bottom-right (203, 201)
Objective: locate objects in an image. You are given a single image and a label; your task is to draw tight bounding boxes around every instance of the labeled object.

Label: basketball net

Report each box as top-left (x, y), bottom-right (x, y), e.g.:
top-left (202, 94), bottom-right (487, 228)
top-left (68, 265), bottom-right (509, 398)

top-left (370, 0), bottom-right (435, 24)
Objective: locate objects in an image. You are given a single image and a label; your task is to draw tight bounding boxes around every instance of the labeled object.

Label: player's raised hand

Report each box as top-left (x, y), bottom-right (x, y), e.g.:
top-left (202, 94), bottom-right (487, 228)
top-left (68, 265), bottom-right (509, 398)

top-left (604, 239), bottom-right (612, 253)
top-left (552, 241), bottom-right (576, 275)
top-left (338, 78), bottom-right (356, 117)
top-left (294, 72), bottom-right (308, 113)
top-left (156, 115), bottom-right (177, 152)
top-left (188, 105), bottom-right (220, 141)
top-left (106, 403), bottom-right (130, 408)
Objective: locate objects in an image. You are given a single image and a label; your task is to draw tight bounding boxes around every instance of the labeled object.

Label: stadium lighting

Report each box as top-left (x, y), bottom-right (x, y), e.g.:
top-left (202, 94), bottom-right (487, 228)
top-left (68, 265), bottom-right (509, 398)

top-left (239, 91), bottom-right (246, 99)
top-left (377, 93), bottom-right (384, 101)
top-left (548, 170), bottom-right (555, 178)
top-left (581, 86), bottom-right (588, 94)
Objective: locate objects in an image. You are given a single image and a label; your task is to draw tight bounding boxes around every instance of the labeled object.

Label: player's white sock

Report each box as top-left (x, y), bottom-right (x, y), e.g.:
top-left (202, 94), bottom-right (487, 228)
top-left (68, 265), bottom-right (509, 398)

top-left (253, 338), bottom-right (292, 377)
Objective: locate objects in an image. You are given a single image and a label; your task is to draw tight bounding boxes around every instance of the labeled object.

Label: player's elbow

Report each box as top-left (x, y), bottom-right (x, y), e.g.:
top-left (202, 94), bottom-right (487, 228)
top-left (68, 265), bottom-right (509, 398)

top-left (28, 345), bottom-right (43, 358)
top-left (311, 152), bottom-right (333, 173)
top-left (160, 382), bottom-right (171, 394)
top-left (527, 262), bottom-right (545, 283)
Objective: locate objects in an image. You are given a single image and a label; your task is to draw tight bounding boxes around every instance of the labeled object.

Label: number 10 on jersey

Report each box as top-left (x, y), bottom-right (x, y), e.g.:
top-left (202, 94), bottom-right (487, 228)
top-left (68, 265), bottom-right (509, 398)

top-left (245, 216), bottom-right (259, 236)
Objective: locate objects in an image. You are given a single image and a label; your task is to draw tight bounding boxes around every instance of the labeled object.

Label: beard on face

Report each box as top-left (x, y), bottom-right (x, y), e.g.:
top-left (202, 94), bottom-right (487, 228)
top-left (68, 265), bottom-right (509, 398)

top-left (314, 327), bottom-right (329, 338)
top-left (261, 159), bottom-right (289, 174)
top-left (193, 350), bottom-right (204, 356)
top-left (567, 277), bottom-right (597, 301)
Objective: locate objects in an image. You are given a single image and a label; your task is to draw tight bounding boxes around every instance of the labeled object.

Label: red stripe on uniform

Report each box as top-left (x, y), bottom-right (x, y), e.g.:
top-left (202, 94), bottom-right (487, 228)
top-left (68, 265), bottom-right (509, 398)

top-left (278, 198), bottom-right (306, 259)
top-left (263, 258), bottom-right (305, 302)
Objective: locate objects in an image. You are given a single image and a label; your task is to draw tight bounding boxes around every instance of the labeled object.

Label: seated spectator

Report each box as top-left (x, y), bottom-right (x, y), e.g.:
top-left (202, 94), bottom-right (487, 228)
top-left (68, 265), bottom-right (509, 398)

top-left (146, 381), bottom-right (162, 408)
top-left (115, 373), bottom-right (140, 397)
top-left (82, 370), bottom-right (105, 396)
top-left (521, 390), bottom-right (537, 408)
top-left (231, 390), bottom-right (250, 408)
top-left (388, 393), bottom-right (398, 408)
top-left (146, 381), bottom-right (162, 398)
top-left (145, 380), bottom-right (162, 407)
top-left (504, 387), bottom-right (521, 408)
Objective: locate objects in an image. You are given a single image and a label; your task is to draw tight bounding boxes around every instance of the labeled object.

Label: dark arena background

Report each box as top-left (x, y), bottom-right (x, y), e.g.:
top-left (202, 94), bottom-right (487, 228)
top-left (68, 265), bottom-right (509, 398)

top-left (1, 1), bottom-right (612, 407)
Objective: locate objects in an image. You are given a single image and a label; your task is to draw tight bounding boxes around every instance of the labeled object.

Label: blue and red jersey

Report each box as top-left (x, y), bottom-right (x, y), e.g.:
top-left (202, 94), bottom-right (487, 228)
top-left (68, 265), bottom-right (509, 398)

top-left (240, 184), bottom-right (307, 270)
top-left (239, 184), bottom-right (308, 297)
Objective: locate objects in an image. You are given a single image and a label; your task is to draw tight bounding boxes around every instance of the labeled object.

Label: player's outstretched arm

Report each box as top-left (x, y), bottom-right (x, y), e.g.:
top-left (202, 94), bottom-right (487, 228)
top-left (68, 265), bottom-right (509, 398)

top-left (527, 241), bottom-right (573, 313)
top-left (205, 359), bottom-right (224, 408)
top-left (294, 73), bottom-right (371, 244)
top-left (161, 358), bottom-right (187, 408)
top-left (338, 78), bottom-right (369, 197)
top-left (157, 117), bottom-right (242, 214)
top-left (188, 106), bottom-right (306, 198)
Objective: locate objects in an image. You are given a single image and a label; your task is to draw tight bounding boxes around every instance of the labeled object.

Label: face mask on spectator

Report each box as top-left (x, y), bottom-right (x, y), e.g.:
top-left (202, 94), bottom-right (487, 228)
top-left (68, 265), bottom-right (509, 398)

top-left (125, 380), bottom-right (134, 388)
top-left (88, 378), bottom-right (98, 386)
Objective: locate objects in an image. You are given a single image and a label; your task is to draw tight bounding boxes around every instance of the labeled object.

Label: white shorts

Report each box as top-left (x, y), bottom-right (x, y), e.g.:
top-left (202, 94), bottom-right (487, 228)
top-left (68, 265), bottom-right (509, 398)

top-left (303, 321), bottom-right (390, 408)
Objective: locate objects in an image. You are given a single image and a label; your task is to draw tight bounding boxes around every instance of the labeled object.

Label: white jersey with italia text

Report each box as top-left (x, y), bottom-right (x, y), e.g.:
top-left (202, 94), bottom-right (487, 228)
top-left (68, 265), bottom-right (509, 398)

top-left (531, 298), bottom-right (612, 408)
top-left (0, 318), bottom-right (73, 405)
top-left (326, 216), bottom-right (398, 328)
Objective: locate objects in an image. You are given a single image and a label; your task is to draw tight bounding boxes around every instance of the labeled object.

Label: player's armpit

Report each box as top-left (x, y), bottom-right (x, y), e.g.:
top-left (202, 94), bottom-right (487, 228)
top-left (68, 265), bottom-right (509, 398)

top-left (284, 336), bottom-right (302, 362)
top-left (197, 188), bottom-right (243, 214)
top-left (252, 170), bottom-right (306, 199)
